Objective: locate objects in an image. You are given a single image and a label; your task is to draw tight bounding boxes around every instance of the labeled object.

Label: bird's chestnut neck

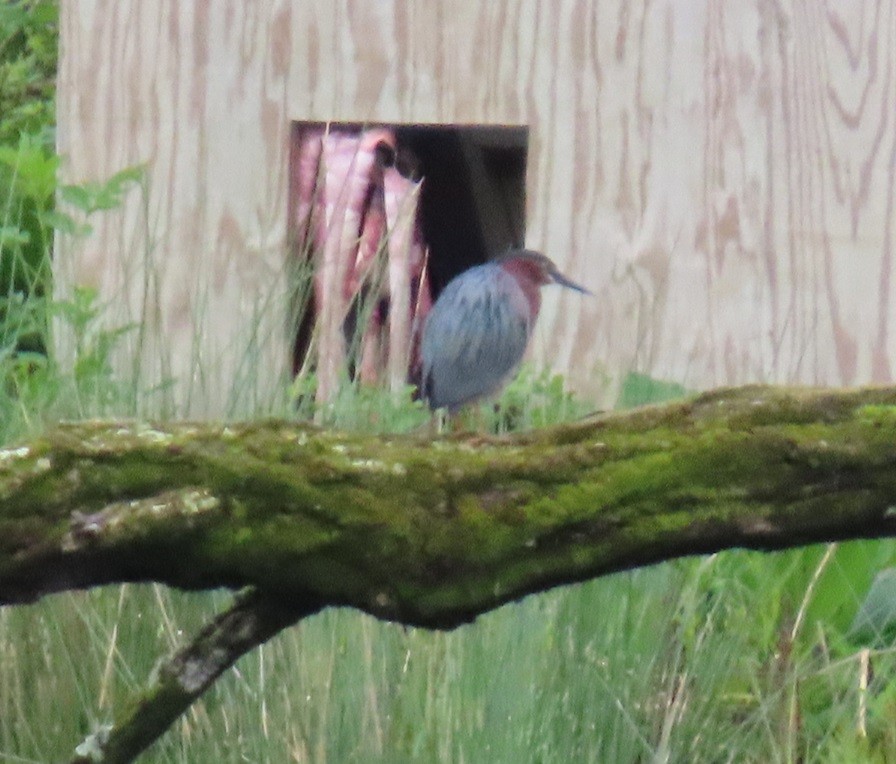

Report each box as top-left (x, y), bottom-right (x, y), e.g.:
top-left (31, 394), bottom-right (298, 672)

top-left (499, 257), bottom-right (545, 319)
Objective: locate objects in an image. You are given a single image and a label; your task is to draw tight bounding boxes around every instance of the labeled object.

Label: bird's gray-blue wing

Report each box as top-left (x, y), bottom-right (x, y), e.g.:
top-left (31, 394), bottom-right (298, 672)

top-left (421, 265), bottom-right (530, 411)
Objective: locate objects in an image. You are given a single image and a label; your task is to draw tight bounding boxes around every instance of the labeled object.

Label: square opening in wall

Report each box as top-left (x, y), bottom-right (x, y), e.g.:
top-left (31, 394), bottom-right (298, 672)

top-left (288, 122), bottom-right (529, 404)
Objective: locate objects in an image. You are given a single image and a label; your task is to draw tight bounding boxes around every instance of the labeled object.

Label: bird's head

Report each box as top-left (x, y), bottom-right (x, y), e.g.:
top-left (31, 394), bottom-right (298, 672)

top-left (496, 249), bottom-right (591, 295)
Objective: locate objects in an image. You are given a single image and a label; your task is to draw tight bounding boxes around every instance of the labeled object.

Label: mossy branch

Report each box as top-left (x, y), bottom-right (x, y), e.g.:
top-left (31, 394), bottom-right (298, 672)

top-left (5, 383), bottom-right (896, 761)
top-left (3, 385), bottom-right (896, 628)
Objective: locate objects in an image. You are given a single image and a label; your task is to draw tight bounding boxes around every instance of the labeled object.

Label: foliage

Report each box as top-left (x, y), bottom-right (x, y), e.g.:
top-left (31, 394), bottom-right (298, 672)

top-left (617, 370), bottom-right (689, 409)
top-left (851, 567), bottom-right (896, 645)
top-left (491, 363), bottom-right (593, 432)
top-left (0, 1), bottom-right (56, 143)
top-left (0, 1), bottom-right (58, 357)
top-left (0, 0), bottom-right (148, 433)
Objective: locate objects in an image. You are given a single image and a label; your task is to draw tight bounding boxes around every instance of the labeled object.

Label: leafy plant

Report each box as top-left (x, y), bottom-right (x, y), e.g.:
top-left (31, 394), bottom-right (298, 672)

top-left (490, 363), bottom-right (594, 432)
top-left (617, 370), bottom-right (689, 409)
top-left (0, 0), bottom-right (57, 144)
top-left (0, 1), bottom-right (58, 358)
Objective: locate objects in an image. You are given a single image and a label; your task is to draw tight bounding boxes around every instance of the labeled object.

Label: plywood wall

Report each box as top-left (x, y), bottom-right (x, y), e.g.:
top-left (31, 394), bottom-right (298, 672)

top-left (56, 1), bottom-right (896, 416)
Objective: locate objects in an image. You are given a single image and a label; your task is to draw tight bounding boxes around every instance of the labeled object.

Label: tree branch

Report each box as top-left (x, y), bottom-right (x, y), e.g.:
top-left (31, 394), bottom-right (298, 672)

top-left (3, 385), bottom-right (896, 630)
top-left (71, 589), bottom-right (321, 764)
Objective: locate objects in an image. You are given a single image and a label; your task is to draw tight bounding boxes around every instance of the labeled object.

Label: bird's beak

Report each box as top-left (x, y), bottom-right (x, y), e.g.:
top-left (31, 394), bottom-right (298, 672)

top-left (550, 268), bottom-right (592, 295)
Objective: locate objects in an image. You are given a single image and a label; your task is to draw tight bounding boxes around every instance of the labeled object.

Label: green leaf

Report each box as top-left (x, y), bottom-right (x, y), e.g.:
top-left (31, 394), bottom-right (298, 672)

top-left (60, 164), bottom-right (144, 216)
top-left (41, 209), bottom-right (84, 236)
top-left (795, 543), bottom-right (896, 643)
top-left (0, 3), bottom-right (30, 36)
top-left (0, 225), bottom-right (30, 245)
top-left (59, 183), bottom-right (92, 212)
top-left (0, 134), bottom-right (59, 200)
top-left (849, 567), bottom-right (896, 645)
top-left (108, 164), bottom-right (147, 187)
top-left (617, 372), bottom-right (689, 409)
top-left (51, 285), bottom-right (101, 334)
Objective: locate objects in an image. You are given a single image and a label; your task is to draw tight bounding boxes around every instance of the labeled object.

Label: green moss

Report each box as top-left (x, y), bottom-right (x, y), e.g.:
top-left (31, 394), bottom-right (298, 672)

top-left (7, 386), bottom-right (896, 627)
top-left (856, 404), bottom-right (896, 434)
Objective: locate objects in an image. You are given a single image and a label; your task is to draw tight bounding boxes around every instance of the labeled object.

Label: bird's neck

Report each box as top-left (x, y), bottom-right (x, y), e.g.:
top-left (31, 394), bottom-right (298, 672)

top-left (501, 259), bottom-right (543, 319)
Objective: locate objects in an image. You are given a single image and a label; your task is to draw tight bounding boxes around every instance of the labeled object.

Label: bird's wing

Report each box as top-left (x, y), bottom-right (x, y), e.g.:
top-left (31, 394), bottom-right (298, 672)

top-left (422, 267), bottom-right (530, 411)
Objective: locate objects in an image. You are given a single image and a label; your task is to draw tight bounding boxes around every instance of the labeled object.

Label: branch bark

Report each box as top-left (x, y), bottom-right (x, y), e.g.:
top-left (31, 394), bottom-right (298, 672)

top-left (6, 383), bottom-right (896, 761)
top-left (4, 384), bottom-right (896, 629)
top-left (71, 589), bottom-right (320, 764)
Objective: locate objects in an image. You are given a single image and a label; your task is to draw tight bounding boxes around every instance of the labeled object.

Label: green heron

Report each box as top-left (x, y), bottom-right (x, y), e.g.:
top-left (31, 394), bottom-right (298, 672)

top-left (420, 249), bottom-right (591, 413)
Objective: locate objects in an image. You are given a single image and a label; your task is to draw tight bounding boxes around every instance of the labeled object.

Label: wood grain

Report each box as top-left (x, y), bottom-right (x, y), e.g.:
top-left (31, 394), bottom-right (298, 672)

top-left (56, 1), bottom-right (896, 414)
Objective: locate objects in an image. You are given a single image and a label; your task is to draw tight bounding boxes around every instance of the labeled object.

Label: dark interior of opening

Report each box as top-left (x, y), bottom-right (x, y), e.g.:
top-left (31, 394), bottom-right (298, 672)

top-left (394, 124), bottom-right (529, 293)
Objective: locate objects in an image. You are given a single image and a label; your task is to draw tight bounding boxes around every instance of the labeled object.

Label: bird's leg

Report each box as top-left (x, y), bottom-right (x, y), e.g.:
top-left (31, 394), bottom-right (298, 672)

top-left (469, 405), bottom-right (487, 434)
top-left (444, 405), bottom-right (485, 435)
